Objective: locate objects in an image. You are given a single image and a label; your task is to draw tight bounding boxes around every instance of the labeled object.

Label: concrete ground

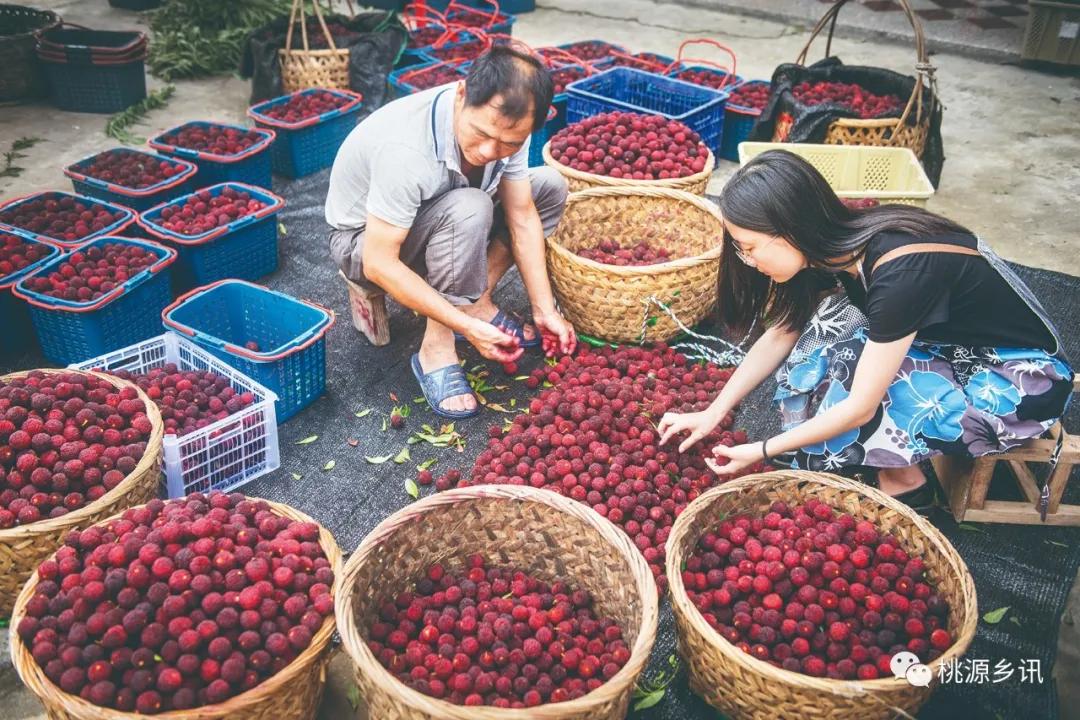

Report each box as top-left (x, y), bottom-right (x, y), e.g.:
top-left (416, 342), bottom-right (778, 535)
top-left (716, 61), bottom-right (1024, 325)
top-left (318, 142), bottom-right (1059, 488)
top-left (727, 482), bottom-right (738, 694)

top-left (0, 0), bottom-right (1078, 718)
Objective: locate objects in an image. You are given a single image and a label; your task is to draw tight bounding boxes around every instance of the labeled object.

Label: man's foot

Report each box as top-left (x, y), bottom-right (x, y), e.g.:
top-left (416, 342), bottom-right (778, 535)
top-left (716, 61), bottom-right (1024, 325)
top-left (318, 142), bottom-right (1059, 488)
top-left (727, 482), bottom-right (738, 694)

top-left (415, 346), bottom-right (477, 415)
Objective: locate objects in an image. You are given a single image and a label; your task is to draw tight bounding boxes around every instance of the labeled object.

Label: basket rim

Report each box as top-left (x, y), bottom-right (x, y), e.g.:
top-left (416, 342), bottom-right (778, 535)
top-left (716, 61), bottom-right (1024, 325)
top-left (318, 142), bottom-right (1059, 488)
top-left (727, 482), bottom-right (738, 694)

top-left (0, 5), bottom-right (60, 39)
top-left (336, 484), bottom-right (660, 719)
top-left (9, 497), bottom-right (344, 719)
top-left (0, 369), bottom-right (164, 543)
top-left (542, 140), bottom-right (715, 193)
top-left (666, 469), bottom-right (979, 693)
top-left (546, 185), bottom-right (724, 276)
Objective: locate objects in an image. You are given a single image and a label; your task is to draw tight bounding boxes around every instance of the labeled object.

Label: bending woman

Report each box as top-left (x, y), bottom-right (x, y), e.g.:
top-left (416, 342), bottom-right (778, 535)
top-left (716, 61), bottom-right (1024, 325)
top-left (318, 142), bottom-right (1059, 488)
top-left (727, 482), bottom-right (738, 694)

top-left (658, 150), bottom-right (1074, 503)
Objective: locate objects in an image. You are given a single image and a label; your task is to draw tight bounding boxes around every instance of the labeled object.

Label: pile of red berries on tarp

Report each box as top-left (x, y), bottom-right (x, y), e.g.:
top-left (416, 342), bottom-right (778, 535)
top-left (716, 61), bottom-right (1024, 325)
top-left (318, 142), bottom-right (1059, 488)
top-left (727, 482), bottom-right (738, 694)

top-left (156, 125), bottom-right (266, 158)
top-left (420, 344), bottom-right (767, 593)
top-left (548, 112), bottom-right (710, 181)
top-left (74, 151), bottom-right (188, 190)
top-left (575, 239), bottom-right (673, 266)
top-left (16, 491), bottom-right (335, 714)
top-left (0, 232), bottom-right (52, 279)
top-left (0, 371), bottom-right (154, 527)
top-left (256, 91), bottom-right (352, 124)
top-left (792, 81), bottom-right (903, 119)
top-left (0, 196), bottom-right (127, 245)
top-left (368, 555), bottom-right (632, 708)
top-left (682, 498), bottom-right (953, 680)
top-left (151, 187), bottom-right (267, 237)
top-left (106, 366), bottom-right (257, 439)
top-left (21, 243), bottom-right (158, 303)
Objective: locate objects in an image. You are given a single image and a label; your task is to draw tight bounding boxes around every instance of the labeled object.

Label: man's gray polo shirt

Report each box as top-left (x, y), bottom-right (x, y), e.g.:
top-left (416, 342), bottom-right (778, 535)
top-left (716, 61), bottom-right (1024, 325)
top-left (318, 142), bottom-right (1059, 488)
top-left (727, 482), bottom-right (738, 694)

top-left (324, 82), bottom-right (531, 231)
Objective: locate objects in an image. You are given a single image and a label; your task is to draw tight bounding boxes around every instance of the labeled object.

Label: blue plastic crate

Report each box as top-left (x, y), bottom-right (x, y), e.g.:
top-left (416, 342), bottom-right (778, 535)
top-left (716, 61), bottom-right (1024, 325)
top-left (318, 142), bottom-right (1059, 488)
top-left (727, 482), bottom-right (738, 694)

top-left (137, 182), bottom-right (284, 291)
top-left (421, 30), bottom-right (493, 65)
top-left (0, 190), bottom-right (136, 250)
top-left (0, 229), bottom-right (61, 358)
top-left (162, 280), bottom-right (335, 422)
top-left (566, 67), bottom-right (728, 155)
top-left (150, 122), bottom-right (276, 189)
top-left (248, 88), bottom-right (364, 178)
top-left (529, 103), bottom-right (562, 168)
top-left (720, 79), bottom-right (769, 162)
top-left (11, 236), bottom-right (176, 365)
top-left (39, 57), bottom-right (146, 114)
top-left (389, 59), bottom-right (469, 97)
top-left (64, 148), bottom-right (198, 213)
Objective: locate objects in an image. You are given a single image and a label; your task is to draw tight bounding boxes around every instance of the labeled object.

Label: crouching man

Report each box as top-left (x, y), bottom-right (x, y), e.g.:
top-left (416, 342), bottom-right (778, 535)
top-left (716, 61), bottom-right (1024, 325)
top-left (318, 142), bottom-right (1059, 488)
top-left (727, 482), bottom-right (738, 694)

top-left (326, 45), bottom-right (576, 419)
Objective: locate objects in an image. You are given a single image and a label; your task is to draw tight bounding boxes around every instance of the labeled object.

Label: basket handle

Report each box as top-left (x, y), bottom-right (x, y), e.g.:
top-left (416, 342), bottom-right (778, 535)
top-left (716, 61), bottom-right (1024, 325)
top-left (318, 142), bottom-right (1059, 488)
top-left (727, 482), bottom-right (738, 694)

top-left (285, 0), bottom-right (339, 53)
top-left (671, 39), bottom-right (737, 87)
top-left (433, 25), bottom-right (488, 49)
top-left (608, 50), bottom-right (667, 74)
top-left (539, 46), bottom-right (594, 72)
top-left (448, 0), bottom-right (501, 26)
top-left (795, 0), bottom-right (934, 129)
top-left (403, 2), bottom-right (449, 29)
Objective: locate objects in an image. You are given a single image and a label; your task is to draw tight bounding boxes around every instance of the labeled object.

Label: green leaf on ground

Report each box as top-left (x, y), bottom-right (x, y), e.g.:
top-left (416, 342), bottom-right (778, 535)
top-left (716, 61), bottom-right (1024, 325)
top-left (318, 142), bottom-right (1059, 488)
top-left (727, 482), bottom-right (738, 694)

top-left (296, 435), bottom-right (318, 445)
top-left (346, 683), bottom-right (360, 710)
top-left (291, 473), bottom-right (302, 481)
top-left (380, 417), bottom-right (388, 432)
top-left (513, 375), bottom-right (529, 381)
top-left (957, 522), bottom-right (986, 533)
top-left (632, 689), bottom-right (665, 711)
top-left (413, 396), bottom-right (426, 404)
top-left (982, 606), bottom-right (1010, 624)
top-left (1009, 616), bottom-right (1022, 627)
top-left (354, 408), bottom-right (372, 418)
top-left (278, 222), bottom-right (287, 235)
top-left (417, 457), bottom-right (437, 471)
top-left (364, 454), bottom-right (393, 464)
top-left (323, 460), bottom-right (335, 471)
top-left (405, 478), bottom-right (419, 499)
top-left (393, 447), bottom-right (411, 464)
top-left (1045, 539), bottom-right (1068, 548)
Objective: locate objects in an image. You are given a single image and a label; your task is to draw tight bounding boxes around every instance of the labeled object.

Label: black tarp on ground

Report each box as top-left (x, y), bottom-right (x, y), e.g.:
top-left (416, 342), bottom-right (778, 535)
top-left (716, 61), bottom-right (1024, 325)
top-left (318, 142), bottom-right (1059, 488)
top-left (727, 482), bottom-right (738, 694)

top-left (2, 170), bottom-right (1077, 720)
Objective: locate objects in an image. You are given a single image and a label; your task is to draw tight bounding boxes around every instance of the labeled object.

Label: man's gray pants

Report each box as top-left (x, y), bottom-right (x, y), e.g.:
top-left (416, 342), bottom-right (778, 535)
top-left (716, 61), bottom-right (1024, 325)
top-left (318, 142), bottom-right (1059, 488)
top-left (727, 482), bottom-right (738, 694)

top-left (328, 166), bottom-right (568, 306)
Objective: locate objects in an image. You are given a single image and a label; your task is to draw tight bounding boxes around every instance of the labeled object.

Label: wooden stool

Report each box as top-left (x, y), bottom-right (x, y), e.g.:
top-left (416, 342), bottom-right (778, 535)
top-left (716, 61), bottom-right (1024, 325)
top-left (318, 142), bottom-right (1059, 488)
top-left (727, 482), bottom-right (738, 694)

top-left (931, 377), bottom-right (1080, 526)
top-left (339, 270), bottom-right (390, 346)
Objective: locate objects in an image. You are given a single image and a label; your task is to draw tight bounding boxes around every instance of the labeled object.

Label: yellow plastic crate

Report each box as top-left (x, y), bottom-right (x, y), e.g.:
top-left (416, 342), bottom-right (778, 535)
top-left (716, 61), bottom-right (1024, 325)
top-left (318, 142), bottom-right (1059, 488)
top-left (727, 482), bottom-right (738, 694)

top-left (1022, 0), bottom-right (1080, 67)
top-left (737, 142), bottom-right (935, 207)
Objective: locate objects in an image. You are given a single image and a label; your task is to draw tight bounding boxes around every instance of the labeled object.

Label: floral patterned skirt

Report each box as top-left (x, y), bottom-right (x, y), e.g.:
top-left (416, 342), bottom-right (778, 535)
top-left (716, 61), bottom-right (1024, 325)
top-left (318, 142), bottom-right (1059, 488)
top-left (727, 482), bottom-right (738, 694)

top-left (774, 295), bottom-right (1075, 470)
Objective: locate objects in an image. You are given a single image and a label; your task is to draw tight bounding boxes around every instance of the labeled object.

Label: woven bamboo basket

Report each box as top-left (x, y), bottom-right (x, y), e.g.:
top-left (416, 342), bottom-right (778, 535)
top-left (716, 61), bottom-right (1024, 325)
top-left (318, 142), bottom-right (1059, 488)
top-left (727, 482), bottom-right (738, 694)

top-left (546, 186), bottom-right (724, 344)
top-left (337, 485), bottom-right (659, 720)
top-left (666, 470), bottom-right (978, 720)
top-left (542, 141), bottom-right (715, 195)
top-left (10, 497), bottom-right (344, 720)
top-left (776, 0), bottom-right (937, 159)
top-left (279, 0), bottom-right (350, 93)
top-left (0, 369), bottom-right (163, 616)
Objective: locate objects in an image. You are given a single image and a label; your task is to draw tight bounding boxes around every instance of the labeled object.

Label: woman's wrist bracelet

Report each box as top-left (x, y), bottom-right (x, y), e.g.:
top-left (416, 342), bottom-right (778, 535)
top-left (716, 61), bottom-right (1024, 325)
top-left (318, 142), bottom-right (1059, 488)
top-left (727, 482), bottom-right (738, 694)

top-left (762, 438), bottom-right (771, 462)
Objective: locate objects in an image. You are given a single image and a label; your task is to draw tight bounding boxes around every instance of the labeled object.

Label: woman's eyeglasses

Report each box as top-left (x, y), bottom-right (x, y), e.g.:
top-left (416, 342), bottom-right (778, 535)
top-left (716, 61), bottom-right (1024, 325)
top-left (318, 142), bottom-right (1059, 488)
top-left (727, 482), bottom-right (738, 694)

top-left (730, 235), bottom-right (778, 266)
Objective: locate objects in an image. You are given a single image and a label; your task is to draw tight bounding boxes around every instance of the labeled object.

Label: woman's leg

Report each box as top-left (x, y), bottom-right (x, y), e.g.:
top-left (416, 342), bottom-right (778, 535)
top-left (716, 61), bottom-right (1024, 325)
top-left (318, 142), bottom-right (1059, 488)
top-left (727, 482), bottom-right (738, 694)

top-left (877, 464), bottom-right (926, 496)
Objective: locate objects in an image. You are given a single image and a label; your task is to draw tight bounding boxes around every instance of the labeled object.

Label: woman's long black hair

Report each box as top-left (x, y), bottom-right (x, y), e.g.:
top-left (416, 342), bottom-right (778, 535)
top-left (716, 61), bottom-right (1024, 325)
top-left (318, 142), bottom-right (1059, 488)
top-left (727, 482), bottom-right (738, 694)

top-left (718, 149), bottom-right (971, 335)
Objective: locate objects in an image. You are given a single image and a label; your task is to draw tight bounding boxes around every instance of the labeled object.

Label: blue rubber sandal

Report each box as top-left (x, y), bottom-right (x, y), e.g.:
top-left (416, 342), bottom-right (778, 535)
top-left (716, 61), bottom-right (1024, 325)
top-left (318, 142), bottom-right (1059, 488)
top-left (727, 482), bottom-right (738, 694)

top-left (410, 353), bottom-right (480, 419)
top-left (454, 308), bottom-right (541, 348)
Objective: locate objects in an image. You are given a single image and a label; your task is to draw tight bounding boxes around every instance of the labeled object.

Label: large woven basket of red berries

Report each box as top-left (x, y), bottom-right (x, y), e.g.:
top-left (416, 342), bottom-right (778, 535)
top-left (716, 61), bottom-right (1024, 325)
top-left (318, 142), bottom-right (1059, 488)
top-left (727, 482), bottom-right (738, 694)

top-left (0, 369), bottom-right (164, 615)
top-left (666, 470), bottom-right (978, 720)
top-left (337, 484), bottom-right (659, 719)
top-left (543, 111), bottom-right (715, 195)
top-left (10, 491), bottom-right (343, 718)
top-left (546, 185), bottom-right (723, 344)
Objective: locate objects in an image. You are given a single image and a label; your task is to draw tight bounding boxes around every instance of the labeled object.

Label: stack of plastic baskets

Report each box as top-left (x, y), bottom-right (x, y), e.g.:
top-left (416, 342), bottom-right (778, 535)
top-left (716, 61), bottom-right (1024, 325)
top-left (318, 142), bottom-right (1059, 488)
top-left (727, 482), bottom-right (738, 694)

top-left (35, 26), bottom-right (147, 113)
top-left (150, 122), bottom-right (276, 189)
top-left (137, 182), bottom-right (284, 290)
top-left (248, 88), bottom-right (364, 178)
top-left (719, 80), bottom-right (769, 162)
top-left (566, 67), bottom-right (728, 155)
top-left (607, 51), bottom-right (677, 74)
top-left (162, 280), bottom-right (335, 422)
top-left (0, 190), bottom-right (136, 250)
top-left (445, 1), bottom-right (515, 35)
top-left (551, 40), bottom-right (625, 66)
top-left (0, 229), bottom-right (60, 358)
top-left (389, 59), bottom-right (469, 96)
top-left (64, 148), bottom-right (198, 212)
top-left (11, 236), bottom-right (176, 364)
top-left (72, 332), bottom-right (281, 499)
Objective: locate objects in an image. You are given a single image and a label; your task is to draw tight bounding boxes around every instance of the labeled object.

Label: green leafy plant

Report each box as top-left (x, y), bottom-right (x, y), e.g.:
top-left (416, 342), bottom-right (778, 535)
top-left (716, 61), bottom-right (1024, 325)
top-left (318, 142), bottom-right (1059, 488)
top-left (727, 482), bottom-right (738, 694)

top-left (105, 86), bottom-right (175, 144)
top-left (631, 654), bottom-right (680, 712)
top-left (0, 137), bottom-right (44, 179)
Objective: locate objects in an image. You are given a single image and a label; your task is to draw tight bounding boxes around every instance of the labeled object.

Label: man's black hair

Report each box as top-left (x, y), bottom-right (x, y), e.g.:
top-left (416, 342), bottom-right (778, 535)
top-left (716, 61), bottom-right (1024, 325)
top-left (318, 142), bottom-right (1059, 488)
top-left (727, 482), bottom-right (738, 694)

top-left (464, 45), bottom-right (553, 131)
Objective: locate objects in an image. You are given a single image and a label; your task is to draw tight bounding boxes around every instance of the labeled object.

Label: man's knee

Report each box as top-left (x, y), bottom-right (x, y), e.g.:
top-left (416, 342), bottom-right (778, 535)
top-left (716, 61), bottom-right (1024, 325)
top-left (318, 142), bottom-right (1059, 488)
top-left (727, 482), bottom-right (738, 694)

top-left (441, 187), bottom-right (495, 235)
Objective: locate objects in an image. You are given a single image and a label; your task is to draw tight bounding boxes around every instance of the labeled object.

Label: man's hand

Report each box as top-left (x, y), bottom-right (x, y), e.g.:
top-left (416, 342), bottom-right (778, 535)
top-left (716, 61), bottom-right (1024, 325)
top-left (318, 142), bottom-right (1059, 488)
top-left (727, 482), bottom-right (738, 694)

top-left (461, 318), bottom-right (524, 363)
top-left (534, 310), bottom-right (577, 357)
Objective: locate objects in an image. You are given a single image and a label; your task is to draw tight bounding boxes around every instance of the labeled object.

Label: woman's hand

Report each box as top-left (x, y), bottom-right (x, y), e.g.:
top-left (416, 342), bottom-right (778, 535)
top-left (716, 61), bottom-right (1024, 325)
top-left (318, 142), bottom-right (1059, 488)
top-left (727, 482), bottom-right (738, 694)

top-left (657, 409), bottom-right (722, 453)
top-left (707, 442), bottom-right (765, 476)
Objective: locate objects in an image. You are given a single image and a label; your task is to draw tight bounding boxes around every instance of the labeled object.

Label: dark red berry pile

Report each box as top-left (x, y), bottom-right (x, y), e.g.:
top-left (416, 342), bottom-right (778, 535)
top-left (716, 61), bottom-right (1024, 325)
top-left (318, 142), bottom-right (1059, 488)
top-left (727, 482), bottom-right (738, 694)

top-left (21, 243), bottom-right (157, 302)
top-left (428, 39), bottom-right (488, 62)
top-left (406, 64), bottom-right (465, 90)
top-left (793, 81), bottom-right (903, 119)
top-left (0, 232), bottom-right (51, 279)
top-left (576, 239), bottom-right (672, 266)
top-left (105, 365), bottom-right (256, 438)
top-left (75, 151), bottom-right (188, 190)
top-left (152, 188), bottom-right (267, 237)
top-left (368, 556), bottom-right (631, 708)
top-left (0, 195), bottom-right (127, 244)
top-left (17, 491), bottom-right (335, 714)
top-left (608, 53), bottom-right (670, 72)
top-left (674, 68), bottom-right (738, 92)
top-left (0, 371), bottom-right (153, 527)
top-left (840, 198), bottom-right (880, 210)
top-left (549, 112), bottom-right (709, 180)
top-left (683, 499), bottom-right (953, 680)
top-left (559, 41), bottom-right (620, 62)
top-left (551, 65), bottom-right (588, 95)
top-left (257, 91), bottom-right (351, 124)
top-left (408, 25), bottom-right (445, 49)
top-left (728, 83), bottom-right (770, 111)
top-left (448, 8), bottom-right (508, 28)
top-left (422, 344), bottom-right (766, 593)
top-left (158, 125), bottom-right (265, 158)
top-left (286, 21), bottom-right (360, 49)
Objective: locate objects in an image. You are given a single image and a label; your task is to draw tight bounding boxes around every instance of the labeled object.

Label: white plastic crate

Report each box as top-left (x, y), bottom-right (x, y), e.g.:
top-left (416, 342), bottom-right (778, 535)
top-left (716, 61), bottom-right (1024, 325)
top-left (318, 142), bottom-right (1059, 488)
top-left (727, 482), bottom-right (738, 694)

top-left (72, 332), bottom-right (281, 498)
